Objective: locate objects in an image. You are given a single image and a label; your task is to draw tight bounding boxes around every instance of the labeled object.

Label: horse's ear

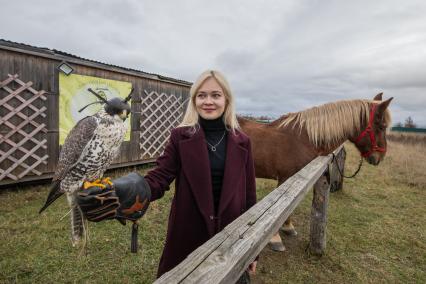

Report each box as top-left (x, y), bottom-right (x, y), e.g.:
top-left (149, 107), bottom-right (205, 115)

top-left (376, 97), bottom-right (393, 117)
top-left (373, 92), bottom-right (383, 101)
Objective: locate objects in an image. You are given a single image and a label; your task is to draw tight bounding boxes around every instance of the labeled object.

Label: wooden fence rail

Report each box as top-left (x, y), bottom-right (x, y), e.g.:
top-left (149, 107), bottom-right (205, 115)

top-left (155, 145), bottom-right (345, 284)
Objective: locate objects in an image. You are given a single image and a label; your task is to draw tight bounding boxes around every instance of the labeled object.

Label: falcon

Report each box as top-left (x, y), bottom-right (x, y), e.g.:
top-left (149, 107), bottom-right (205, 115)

top-left (39, 88), bottom-right (132, 246)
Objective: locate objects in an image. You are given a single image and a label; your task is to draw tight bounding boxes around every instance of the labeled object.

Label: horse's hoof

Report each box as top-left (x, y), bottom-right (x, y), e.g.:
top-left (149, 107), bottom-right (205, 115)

top-left (281, 228), bottom-right (298, 237)
top-left (268, 242), bottom-right (286, 252)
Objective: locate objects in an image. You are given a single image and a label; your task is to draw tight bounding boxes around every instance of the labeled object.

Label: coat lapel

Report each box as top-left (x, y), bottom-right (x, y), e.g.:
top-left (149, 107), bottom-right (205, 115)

top-left (179, 129), bottom-right (215, 223)
top-left (218, 131), bottom-right (247, 216)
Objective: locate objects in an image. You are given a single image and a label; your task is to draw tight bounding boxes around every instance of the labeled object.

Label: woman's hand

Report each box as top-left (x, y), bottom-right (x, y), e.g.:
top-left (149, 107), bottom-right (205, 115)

top-left (247, 261), bottom-right (257, 275)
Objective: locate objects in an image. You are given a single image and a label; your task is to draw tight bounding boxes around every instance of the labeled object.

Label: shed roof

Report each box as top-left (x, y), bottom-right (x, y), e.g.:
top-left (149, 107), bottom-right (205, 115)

top-left (0, 39), bottom-right (192, 86)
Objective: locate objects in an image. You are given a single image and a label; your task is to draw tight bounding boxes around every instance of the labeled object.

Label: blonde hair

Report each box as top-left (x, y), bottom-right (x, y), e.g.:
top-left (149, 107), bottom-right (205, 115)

top-left (179, 70), bottom-right (240, 132)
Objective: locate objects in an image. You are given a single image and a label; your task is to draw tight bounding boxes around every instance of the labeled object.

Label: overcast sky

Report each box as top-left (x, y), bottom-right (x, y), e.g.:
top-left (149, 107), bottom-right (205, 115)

top-left (1, 0), bottom-right (425, 126)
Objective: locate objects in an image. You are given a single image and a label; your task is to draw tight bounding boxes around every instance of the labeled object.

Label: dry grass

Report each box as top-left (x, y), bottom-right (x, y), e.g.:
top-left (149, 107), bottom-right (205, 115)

top-left (381, 139), bottom-right (426, 188)
top-left (387, 131), bottom-right (426, 145)
top-left (0, 139), bottom-right (425, 283)
top-left (251, 139), bottom-right (426, 283)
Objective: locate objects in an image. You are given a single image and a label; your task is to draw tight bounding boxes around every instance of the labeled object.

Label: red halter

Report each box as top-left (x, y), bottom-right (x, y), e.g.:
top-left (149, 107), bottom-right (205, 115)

top-left (355, 104), bottom-right (386, 158)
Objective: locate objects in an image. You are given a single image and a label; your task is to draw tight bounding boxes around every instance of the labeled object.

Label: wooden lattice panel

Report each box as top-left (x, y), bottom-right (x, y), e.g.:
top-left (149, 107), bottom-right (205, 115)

top-left (140, 90), bottom-right (188, 159)
top-left (0, 74), bottom-right (48, 181)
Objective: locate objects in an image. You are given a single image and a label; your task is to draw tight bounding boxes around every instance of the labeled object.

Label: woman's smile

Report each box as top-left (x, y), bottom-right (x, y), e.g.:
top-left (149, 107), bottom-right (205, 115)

top-left (195, 77), bottom-right (226, 120)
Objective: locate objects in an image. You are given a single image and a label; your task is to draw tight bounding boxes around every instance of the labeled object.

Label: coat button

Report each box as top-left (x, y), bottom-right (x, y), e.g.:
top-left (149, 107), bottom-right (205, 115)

top-left (209, 215), bottom-right (214, 220)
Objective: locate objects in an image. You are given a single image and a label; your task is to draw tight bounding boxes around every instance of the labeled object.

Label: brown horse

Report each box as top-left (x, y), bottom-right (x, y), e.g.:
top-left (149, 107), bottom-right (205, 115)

top-left (238, 93), bottom-right (393, 251)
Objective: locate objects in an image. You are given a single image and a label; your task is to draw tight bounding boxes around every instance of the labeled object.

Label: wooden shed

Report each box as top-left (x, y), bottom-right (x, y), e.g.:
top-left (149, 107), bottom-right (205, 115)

top-left (0, 39), bottom-right (192, 186)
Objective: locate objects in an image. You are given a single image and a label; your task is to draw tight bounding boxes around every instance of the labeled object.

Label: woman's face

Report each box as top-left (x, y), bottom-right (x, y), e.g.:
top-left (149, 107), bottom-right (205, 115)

top-left (195, 77), bottom-right (226, 120)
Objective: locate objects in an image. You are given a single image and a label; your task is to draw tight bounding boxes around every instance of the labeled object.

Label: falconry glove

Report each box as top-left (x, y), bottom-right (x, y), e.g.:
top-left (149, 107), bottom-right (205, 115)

top-left (76, 172), bottom-right (151, 252)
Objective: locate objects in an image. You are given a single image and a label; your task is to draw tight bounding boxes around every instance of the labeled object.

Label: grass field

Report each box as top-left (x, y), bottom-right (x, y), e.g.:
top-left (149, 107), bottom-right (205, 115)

top-left (388, 131), bottom-right (426, 146)
top-left (1, 138), bottom-right (425, 283)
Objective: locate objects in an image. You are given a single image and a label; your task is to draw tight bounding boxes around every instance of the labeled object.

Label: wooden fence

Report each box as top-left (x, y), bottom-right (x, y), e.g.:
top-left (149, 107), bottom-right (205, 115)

top-left (0, 74), bottom-right (49, 181)
top-left (155, 146), bottom-right (346, 284)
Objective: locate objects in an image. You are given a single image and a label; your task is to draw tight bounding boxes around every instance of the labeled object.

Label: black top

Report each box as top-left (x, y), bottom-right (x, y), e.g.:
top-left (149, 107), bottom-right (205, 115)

top-left (199, 116), bottom-right (227, 215)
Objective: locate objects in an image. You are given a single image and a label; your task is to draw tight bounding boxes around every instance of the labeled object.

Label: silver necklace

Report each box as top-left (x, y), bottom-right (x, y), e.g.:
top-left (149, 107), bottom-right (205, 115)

top-left (206, 131), bottom-right (226, 152)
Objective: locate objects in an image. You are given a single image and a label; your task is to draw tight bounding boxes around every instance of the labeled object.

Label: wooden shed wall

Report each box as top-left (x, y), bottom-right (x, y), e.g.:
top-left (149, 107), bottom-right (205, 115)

top-left (0, 48), bottom-right (190, 186)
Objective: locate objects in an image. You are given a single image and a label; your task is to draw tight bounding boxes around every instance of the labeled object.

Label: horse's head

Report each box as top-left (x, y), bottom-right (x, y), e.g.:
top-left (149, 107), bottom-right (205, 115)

top-left (350, 93), bottom-right (393, 165)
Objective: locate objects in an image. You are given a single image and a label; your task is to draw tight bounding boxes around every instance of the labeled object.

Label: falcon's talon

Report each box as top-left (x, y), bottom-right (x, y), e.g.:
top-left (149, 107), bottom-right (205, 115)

top-left (83, 181), bottom-right (92, 190)
top-left (83, 181), bottom-right (106, 189)
top-left (93, 183), bottom-right (106, 189)
top-left (102, 177), bottom-right (113, 186)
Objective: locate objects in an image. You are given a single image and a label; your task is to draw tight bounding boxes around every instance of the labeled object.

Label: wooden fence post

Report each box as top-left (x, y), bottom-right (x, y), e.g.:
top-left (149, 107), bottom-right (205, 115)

top-left (336, 146), bottom-right (346, 191)
top-left (330, 146), bottom-right (346, 192)
top-left (309, 170), bottom-right (330, 255)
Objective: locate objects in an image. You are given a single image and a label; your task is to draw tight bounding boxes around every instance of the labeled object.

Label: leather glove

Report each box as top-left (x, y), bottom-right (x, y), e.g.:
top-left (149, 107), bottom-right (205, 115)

top-left (76, 172), bottom-right (151, 252)
top-left (76, 172), bottom-right (151, 223)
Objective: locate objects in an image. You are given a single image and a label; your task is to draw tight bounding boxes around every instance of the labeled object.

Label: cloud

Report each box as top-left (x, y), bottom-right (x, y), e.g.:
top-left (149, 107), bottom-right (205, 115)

top-left (1, 0), bottom-right (425, 126)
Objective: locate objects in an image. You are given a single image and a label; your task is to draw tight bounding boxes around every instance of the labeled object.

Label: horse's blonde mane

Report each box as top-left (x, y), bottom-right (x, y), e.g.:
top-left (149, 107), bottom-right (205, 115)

top-left (278, 100), bottom-right (391, 148)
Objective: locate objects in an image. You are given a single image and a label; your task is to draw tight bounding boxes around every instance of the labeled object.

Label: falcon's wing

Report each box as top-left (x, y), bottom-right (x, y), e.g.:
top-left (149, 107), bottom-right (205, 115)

top-left (54, 116), bottom-right (98, 181)
top-left (39, 116), bottom-right (98, 213)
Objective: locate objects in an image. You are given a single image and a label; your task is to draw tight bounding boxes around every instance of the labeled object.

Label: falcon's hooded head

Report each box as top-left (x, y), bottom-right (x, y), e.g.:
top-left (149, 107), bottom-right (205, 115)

top-left (104, 97), bottom-right (131, 121)
top-left (80, 88), bottom-right (133, 121)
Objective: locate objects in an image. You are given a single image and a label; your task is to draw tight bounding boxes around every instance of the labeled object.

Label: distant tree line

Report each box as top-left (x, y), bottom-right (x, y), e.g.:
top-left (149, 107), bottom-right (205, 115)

top-left (394, 116), bottom-right (417, 128)
top-left (239, 114), bottom-right (274, 122)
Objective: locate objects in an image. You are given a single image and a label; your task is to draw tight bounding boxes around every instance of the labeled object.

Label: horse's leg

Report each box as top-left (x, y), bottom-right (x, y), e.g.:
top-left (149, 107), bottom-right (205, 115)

top-left (268, 233), bottom-right (286, 252)
top-left (282, 217), bottom-right (298, 236)
top-left (267, 178), bottom-right (288, 252)
top-left (275, 177), bottom-right (298, 237)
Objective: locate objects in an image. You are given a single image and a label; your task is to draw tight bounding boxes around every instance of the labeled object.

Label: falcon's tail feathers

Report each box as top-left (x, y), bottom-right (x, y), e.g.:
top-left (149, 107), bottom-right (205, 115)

top-left (39, 180), bottom-right (63, 214)
top-left (71, 205), bottom-right (86, 247)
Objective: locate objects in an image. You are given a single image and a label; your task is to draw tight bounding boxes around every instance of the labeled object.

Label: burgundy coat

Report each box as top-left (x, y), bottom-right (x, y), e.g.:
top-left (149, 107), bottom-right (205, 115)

top-left (145, 126), bottom-right (257, 277)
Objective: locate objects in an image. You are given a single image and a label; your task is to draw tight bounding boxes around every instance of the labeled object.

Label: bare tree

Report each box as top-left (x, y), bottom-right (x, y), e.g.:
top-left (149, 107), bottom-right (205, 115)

top-left (404, 116), bottom-right (417, 128)
top-left (258, 115), bottom-right (273, 121)
top-left (239, 114), bottom-right (256, 121)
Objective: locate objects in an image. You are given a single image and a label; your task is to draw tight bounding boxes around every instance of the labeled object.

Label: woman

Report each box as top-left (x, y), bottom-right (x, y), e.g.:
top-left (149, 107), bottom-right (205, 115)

top-left (144, 70), bottom-right (258, 279)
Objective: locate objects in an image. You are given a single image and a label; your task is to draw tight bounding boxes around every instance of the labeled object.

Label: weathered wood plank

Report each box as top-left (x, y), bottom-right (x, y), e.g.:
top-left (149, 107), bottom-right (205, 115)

top-left (336, 146), bottom-right (346, 190)
top-left (329, 146), bottom-right (346, 192)
top-left (309, 174), bottom-right (330, 255)
top-left (156, 147), bottom-right (344, 284)
top-left (46, 63), bottom-right (59, 172)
